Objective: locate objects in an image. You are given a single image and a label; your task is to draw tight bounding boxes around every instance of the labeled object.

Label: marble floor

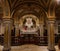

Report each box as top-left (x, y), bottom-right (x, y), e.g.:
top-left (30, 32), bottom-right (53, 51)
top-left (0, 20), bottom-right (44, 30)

top-left (0, 44), bottom-right (60, 51)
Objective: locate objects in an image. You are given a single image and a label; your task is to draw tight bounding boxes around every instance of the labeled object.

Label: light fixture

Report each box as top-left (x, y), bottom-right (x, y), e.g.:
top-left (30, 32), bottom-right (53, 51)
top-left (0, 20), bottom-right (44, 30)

top-left (56, 0), bottom-right (60, 4)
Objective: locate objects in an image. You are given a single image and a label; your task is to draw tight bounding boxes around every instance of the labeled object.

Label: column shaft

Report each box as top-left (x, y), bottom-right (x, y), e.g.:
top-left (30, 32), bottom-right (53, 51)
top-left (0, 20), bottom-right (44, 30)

top-left (40, 24), bottom-right (44, 37)
top-left (47, 19), bottom-right (55, 51)
top-left (15, 23), bottom-right (19, 37)
top-left (3, 19), bottom-right (12, 51)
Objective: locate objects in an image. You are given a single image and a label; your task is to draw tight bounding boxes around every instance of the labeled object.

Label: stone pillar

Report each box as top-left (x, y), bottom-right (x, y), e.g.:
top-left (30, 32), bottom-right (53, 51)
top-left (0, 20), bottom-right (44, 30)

top-left (39, 23), bottom-right (44, 36)
top-left (56, 23), bottom-right (58, 34)
top-left (3, 18), bottom-right (12, 51)
top-left (54, 21), bottom-right (58, 35)
top-left (0, 20), bottom-right (2, 35)
top-left (47, 19), bottom-right (55, 51)
top-left (39, 23), bottom-right (44, 45)
top-left (15, 22), bottom-right (19, 37)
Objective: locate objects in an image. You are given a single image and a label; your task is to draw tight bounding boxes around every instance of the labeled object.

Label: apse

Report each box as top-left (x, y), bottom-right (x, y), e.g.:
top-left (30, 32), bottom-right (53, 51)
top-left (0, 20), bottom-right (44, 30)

top-left (19, 14), bottom-right (39, 34)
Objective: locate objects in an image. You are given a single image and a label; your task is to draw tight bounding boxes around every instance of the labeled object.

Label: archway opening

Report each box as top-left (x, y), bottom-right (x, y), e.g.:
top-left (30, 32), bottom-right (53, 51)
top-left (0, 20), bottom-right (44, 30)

top-left (10, 3), bottom-right (48, 46)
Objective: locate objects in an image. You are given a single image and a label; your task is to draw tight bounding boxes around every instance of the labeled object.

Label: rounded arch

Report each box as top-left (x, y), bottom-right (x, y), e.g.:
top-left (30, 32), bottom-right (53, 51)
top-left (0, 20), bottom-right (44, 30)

top-left (11, 1), bottom-right (47, 30)
top-left (11, 2), bottom-right (47, 18)
top-left (13, 10), bottom-right (40, 19)
top-left (12, 3), bottom-right (47, 19)
top-left (47, 0), bottom-right (56, 18)
top-left (0, 0), bottom-right (4, 19)
top-left (1, 0), bottom-right (10, 18)
top-left (13, 8), bottom-right (47, 26)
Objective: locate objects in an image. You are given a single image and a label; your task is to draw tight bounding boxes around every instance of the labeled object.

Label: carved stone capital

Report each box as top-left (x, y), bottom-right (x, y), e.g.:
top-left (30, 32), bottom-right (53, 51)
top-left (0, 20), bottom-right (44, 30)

top-left (47, 18), bottom-right (56, 24)
top-left (2, 18), bottom-right (13, 25)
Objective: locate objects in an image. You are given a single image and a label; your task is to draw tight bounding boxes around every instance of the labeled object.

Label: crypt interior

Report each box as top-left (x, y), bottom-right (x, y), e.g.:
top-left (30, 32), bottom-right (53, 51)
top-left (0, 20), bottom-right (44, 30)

top-left (0, 0), bottom-right (60, 51)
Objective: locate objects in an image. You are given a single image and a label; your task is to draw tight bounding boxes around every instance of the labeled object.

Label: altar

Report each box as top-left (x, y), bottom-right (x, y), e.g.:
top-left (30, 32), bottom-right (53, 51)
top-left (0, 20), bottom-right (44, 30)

top-left (19, 16), bottom-right (40, 35)
top-left (20, 27), bottom-right (39, 34)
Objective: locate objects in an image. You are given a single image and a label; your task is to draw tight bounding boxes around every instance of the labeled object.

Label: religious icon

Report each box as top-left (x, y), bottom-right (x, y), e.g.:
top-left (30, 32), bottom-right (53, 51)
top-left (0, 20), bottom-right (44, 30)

top-left (25, 17), bottom-right (33, 28)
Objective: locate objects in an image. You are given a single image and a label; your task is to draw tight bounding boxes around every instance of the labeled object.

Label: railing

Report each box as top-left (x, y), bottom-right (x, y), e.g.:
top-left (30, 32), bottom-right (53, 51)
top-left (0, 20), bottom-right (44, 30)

top-left (0, 35), bottom-right (60, 46)
top-left (11, 36), bottom-right (48, 46)
top-left (55, 34), bottom-right (60, 45)
top-left (0, 35), bottom-right (4, 45)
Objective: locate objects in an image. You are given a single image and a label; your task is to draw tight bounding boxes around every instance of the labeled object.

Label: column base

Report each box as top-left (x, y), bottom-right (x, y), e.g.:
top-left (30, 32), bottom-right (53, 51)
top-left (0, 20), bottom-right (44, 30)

top-left (3, 48), bottom-right (11, 51)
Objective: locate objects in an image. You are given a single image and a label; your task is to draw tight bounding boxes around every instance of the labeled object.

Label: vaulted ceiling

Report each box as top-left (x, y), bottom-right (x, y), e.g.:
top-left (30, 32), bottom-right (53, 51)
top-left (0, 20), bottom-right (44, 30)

top-left (0, 0), bottom-right (60, 20)
top-left (8, 0), bottom-right (51, 12)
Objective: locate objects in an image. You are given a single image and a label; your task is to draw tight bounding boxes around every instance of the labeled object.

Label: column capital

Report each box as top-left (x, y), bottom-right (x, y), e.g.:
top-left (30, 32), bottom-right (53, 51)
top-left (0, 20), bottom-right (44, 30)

top-left (3, 18), bottom-right (13, 21)
top-left (48, 18), bottom-right (55, 21)
top-left (47, 18), bottom-right (56, 24)
top-left (2, 18), bottom-right (13, 24)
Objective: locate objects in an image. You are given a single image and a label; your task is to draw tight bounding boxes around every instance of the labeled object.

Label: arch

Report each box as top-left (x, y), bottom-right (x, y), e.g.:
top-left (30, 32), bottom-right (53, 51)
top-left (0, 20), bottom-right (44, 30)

top-left (13, 10), bottom-right (40, 19)
top-left (47, 0), bottom-right (56, 18)
top-left (0, 0), bottom-right (4, 19)
top-left (12, 3), bottom-right (47, 29)
top-left (1, 0), bottom-right (11, 18)
top-left (12, 3), bottom-right (47, 19)
top-left (11, 2), bottom-right (47, 18)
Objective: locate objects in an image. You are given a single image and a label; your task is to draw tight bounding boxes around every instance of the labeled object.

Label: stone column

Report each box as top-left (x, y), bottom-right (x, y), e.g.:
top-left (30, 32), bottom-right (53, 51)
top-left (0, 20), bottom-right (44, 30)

top-left (39, 23), bottom-right (44, 45)
top-left (0, 20), bottom-right (2, 35)
top-left (47, 19), bottom-right (55, 51)
top-left (55, 21), bottom-right (58, 35)
top-left (3, 18), bottom-right (12, 51)
top-left (15, 22), bottom-right (19, 37)
top-left (39, 23), bottom-right (44, 36)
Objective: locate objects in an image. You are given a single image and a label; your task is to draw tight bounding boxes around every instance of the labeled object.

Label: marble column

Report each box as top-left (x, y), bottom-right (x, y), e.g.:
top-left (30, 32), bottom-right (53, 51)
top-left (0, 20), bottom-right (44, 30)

top-left (47, 19), bottom-right (55, 51)
top-left (3, 18), bottom-right (12, 51)
top-left (15, 22), bottom-right (19, 37)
